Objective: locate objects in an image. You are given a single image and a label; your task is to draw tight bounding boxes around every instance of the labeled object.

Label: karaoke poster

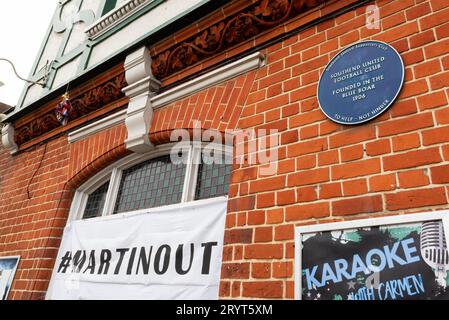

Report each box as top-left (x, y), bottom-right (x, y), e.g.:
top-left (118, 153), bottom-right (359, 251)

top-left (0, 256), bottom-right (20, 300)
top-left (300, 221), bottom-right (449, 300)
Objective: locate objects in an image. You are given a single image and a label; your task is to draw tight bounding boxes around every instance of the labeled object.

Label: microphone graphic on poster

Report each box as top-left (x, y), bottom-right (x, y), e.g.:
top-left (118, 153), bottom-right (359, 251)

top-left (420, 221), bottom-right (449, 287)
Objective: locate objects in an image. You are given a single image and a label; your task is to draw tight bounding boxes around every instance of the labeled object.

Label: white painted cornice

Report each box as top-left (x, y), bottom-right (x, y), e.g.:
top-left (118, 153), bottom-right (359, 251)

top-left (1, 124), bottom-right (18, 155)
top-left (151, 52), bottom-right (266, 109)
top-left (68, 109), bottom-right (127, 143)
top-left (122, 50), bottom-right (264, 153)
top-left (123, 46), bottom-right (161, 153)
top-left (7, 50), bottom-right (264, 155)
top-left (85, 0), bottom-right (157, 40)
top-left (70, 51), bottom-right (265, 152)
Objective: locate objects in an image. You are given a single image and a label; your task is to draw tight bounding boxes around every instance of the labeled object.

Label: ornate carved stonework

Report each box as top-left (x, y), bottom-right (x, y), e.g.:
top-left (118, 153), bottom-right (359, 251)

top-left (151, 0), bottom-right (326, 79)
top-left (15, 73), bottom-right (127, 146)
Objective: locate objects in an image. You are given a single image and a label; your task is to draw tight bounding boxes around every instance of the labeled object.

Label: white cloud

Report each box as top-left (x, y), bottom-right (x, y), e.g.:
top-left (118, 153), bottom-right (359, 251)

top-left (0, 1), bottom-right (57, 107)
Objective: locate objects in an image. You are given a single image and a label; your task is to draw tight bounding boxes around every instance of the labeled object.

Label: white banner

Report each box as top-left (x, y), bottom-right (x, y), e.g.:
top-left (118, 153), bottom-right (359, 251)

top-left (46, 197), bottom-right (228, 300)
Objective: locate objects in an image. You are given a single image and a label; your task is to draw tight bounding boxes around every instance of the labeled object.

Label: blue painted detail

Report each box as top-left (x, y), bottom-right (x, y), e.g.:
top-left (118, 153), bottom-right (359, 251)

top-left (317, 41), bottom-right (404, 125)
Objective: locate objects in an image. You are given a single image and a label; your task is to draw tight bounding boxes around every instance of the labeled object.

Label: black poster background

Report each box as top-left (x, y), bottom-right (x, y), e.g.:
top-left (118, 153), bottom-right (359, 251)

top-left (300, 222), bottom-right (449, 300)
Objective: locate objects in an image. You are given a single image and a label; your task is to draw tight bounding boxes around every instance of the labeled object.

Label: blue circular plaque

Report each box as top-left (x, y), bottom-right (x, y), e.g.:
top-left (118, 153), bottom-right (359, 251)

top-left (317, 41), bottom-right (404, 125)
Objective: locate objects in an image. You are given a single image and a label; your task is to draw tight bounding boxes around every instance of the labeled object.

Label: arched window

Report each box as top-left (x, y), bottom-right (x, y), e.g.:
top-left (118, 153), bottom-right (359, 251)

top-left (69, 143), bottom-right (233, 221)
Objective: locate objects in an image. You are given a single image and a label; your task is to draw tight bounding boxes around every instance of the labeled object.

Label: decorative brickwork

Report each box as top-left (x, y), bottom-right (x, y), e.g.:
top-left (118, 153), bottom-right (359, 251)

top-left (151, 0), bottom-right (327, 82)
top-left (15, 73), bottom-right (127, 146)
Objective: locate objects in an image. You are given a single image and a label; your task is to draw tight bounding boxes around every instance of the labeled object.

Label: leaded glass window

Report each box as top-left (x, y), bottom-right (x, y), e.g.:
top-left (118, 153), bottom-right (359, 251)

top-left (113, 155), bottom-right (187, 213)
top-left (74, 144), bottom-right (233, 221)
top-left (83, 181), bottom-right (110, 219)
top-left (195, 152), bottom-right (232, 200)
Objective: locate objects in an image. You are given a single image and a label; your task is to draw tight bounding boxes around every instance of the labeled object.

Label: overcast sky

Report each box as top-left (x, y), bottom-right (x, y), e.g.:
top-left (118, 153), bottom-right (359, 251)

top-left (0, 1), bottom-right (56, 107)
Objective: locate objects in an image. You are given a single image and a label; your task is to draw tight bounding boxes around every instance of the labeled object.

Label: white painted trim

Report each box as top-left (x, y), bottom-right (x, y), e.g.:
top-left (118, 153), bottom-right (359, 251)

top-left (184, 146), bottom-right (202, 202)
top-left (181, 145), bottom-right (196, 203)
top-left (296, 211), bottom-right (449, 234)
top-left (72, 164), bottom-right (113, 220)
top-left (102, 168), bottom-right (122, 216)
top-left (120, 50), bottom-right (264, 154)
top-left (1, 123), bottom-right (18, 155)
top-left (151, 52), bottom-right (266, 109)
top-left (85, 0), bottom-right (158, 40)
top-left (294, 209), bottom-right (449, 300)
top-left (113, 142), bottom-right (178, 171)
top-left (123, 46), bottom-right (160, 153)
top-left (0, 255), bottom-right (20, 300)
top-left (68, 109), bottom-right (127, 143)
top-left (68, 191), bottom-right (87, 221)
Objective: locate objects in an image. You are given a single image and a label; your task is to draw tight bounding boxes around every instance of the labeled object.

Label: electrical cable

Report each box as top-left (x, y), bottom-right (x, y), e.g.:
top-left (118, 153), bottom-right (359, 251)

top-left (0, 58), bottom-right (46, 87)
top-left (26, 143), bottom-right (48, 200)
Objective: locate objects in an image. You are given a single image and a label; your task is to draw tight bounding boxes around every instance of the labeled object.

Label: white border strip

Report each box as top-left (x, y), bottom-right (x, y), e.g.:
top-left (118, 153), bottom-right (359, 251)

top-left (151, 52), bottom-right (266, 109)
top-left (68, 52), bottom-right (265, 143)
top-left (0, 255), bottom-right (20, 300)
top-left (68, 109), bottom-right (127, 143)
top-left (294, 210), bottom-right (449, 300)
top-left (85, 0), bottom-right (157, 40)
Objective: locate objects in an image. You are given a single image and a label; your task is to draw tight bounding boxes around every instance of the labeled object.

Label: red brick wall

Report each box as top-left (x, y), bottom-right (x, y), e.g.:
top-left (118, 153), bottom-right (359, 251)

top-left (0, 0), bottom-right (448, 300)
top-left (0, 137), bottom-right (71, 299)
top-left (219, 0), bottom-right (449, 299)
